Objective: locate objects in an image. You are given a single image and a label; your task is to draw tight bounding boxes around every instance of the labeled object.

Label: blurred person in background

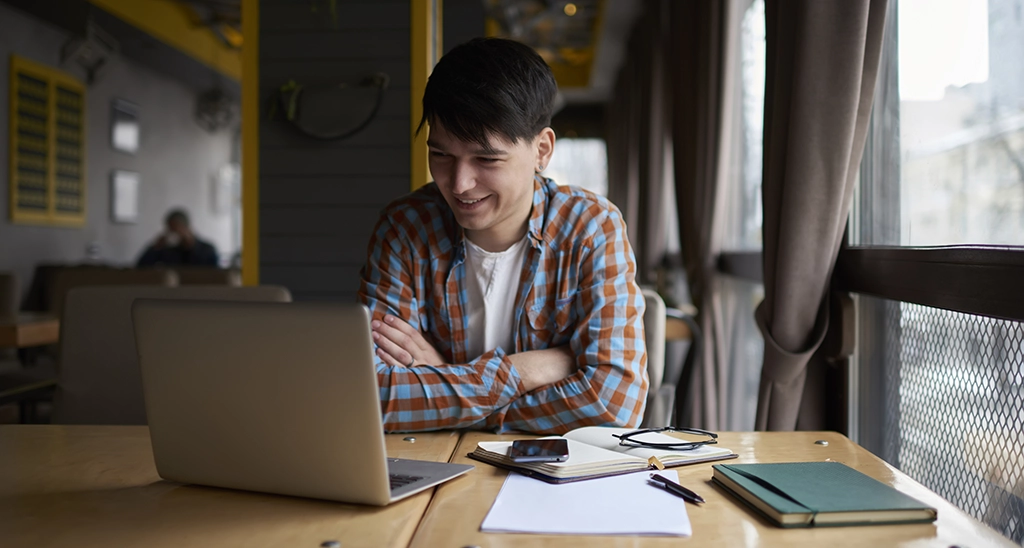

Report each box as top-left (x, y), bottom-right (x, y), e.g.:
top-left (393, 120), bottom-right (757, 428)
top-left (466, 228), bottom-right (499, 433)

top-left (137, 209), bottom-right (218, 267)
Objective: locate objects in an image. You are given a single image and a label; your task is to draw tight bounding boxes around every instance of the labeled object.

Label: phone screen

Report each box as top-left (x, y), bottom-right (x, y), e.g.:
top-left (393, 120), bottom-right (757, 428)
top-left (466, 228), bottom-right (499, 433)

top-left (507, 439), bottom-right (570, 462)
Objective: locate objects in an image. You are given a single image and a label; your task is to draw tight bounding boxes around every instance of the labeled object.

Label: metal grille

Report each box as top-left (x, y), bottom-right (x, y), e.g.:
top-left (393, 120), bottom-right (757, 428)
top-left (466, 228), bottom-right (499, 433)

top-left (880, 302), bottom-right (1024, 544)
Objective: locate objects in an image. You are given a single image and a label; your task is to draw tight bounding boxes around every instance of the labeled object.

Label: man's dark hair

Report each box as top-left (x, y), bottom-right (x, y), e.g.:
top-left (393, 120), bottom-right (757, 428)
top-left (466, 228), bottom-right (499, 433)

top-left (418, 38), bottom-right (557, 147)
top-left (165, 209), bottom-right (190, 227)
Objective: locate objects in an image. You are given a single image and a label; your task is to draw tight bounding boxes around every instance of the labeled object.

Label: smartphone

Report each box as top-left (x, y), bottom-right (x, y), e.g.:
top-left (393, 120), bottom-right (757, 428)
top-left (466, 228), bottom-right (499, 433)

top-left (507, 439), bottom-right (570, 463)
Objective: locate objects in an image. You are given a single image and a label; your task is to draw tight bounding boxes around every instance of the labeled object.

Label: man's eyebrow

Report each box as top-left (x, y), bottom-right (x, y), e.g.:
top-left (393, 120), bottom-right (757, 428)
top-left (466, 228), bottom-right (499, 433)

top-left (425, 140), bottom-right (507, 156)
top-left (472, 146), bottom-right (507, 155)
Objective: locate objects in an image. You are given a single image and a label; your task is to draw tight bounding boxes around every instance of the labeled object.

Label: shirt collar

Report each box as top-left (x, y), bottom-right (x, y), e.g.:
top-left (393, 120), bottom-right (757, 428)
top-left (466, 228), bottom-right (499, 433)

top-left (526, 175), bottom-right (548, 245)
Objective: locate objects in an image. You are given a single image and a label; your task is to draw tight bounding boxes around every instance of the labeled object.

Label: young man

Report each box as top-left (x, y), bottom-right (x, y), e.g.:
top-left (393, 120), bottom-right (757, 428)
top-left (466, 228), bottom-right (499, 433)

top-left (358, 38), bottom-right (647, 434)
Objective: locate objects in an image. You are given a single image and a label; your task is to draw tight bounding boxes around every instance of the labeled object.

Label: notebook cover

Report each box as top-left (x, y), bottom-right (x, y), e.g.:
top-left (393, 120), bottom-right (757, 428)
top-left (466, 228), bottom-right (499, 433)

top-left (712, 462), bottom-right (937, 527)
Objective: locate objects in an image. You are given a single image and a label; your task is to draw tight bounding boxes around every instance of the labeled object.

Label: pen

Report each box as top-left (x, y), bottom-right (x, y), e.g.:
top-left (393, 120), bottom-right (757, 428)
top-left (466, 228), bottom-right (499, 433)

top-left (648, 473), bottom-right (706, 504)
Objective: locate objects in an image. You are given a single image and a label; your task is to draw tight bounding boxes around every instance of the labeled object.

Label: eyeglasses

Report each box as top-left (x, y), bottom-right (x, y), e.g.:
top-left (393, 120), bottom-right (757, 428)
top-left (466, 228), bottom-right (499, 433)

top-left (612, 426), bottom-right (718, 450)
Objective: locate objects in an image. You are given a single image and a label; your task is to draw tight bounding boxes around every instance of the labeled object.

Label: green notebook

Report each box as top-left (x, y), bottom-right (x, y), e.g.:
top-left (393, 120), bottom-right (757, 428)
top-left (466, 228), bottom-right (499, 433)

top-left (711, 462), bottom-right (937, 528)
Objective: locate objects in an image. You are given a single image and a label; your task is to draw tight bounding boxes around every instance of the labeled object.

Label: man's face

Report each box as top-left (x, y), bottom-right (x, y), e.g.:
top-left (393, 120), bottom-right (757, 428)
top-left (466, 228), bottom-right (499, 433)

top-left (427, 123), bottom-right (552, 251)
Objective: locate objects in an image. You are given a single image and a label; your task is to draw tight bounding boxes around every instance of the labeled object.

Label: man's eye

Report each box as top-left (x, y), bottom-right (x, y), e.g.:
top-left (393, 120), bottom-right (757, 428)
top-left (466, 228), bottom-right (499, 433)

top-left (478, 157), bottom-right (500, 164)
top-left (430, 151), bottom-right (448, 158)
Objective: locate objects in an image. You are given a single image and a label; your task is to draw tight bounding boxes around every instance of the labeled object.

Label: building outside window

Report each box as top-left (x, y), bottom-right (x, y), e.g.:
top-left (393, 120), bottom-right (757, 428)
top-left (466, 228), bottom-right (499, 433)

top-left (853, 0), bottom-right (1024, 543)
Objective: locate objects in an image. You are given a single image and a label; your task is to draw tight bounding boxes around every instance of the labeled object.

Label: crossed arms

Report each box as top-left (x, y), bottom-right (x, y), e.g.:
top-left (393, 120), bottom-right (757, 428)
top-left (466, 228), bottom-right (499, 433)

top-left (357, 204), bottom-right (648, 434)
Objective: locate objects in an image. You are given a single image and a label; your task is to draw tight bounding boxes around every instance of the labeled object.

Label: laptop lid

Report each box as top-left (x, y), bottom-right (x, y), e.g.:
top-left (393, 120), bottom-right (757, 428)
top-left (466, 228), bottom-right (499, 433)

top-left (132, 301), bottom-right (394, 505)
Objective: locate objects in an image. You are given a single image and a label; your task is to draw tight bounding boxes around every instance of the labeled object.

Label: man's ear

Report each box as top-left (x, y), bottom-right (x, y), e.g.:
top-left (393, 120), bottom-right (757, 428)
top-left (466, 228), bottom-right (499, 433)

top-left (535, 127), bottom-right (556, 171)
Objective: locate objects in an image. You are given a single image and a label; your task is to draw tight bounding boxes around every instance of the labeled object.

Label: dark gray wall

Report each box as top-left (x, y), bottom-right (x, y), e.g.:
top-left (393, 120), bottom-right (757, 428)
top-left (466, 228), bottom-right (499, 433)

top-left (443, 0), bottom-right (486, 53)
top-left (258, 0), bottom-right (412, 302)
top-left (0, 2), bottom-right (237, 303)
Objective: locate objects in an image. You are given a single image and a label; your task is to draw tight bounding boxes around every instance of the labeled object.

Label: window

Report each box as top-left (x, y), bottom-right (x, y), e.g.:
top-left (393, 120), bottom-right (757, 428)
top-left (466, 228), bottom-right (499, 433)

top-left (546, 138), bottom-right (608, 196)
top-left (721, 0), bottom-right (766, 252)
top-left (9, 55), bottom-right (86, 226)
top-left (867, 0), bottom-right (1024, 246)
top-left (850, 0), bottom-right (1024, 543)
top-left (716, 0), bottom-right (766, 431)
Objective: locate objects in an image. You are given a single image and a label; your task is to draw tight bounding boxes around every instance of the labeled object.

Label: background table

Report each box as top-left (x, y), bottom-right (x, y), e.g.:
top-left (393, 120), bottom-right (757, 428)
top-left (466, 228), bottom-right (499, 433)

top-left (411, 430), bottom-right (1017, 547)
top-left (0, 425), bottom-right (461, 548)
top-left (0, 313), bottom-right (59, 348)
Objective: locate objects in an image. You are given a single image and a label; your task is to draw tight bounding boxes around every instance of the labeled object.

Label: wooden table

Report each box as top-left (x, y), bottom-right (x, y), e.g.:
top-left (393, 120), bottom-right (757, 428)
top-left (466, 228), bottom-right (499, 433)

top-left (0, 313), bottom-right (60, 348)
top-left (411, 430), bottom-right (1017, 547)
top-left (0, 425), bottom-right (461, 547)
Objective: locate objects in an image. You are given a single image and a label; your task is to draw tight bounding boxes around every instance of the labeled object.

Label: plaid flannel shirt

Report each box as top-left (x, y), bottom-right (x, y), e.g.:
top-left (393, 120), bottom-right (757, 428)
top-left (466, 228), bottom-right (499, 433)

top-left (358, 177), bottom-right (648, 434)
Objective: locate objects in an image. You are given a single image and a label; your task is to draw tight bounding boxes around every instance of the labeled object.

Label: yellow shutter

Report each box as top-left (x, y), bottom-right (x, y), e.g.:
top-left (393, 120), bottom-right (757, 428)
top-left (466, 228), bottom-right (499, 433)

top-left (9, 55), bottom-right (86, 226)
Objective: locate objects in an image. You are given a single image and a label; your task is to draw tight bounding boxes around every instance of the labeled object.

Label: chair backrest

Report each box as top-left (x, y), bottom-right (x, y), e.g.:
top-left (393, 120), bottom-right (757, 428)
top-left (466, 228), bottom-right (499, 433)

top-left (174, 268), bottom-right (242, 286)
top-left (0, 272), bottom-right (18, 317)
top-left (642, 288), bottom-right (667, 392)
top-left (639, 288), bottom-right (701, 428)
top-left (641, 288), bottom-right (671, 428)
top-left (49, 267), bottom-right (179, 318)
top-left (52, 285), bottom-right (292, 425)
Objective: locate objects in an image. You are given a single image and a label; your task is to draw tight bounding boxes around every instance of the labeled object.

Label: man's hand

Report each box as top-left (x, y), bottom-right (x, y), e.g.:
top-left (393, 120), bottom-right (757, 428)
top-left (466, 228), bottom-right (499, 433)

top-left (371, 315), bottom-right (446, 367)
top-left (153, 233), bottom-right (171, 249)
top-left (172, 225), bottom-right (196, 248)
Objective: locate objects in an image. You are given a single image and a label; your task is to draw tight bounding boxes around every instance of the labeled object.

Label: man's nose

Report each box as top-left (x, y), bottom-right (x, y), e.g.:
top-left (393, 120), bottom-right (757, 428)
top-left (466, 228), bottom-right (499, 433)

top-left (449, 161), bottom-right (476, 194)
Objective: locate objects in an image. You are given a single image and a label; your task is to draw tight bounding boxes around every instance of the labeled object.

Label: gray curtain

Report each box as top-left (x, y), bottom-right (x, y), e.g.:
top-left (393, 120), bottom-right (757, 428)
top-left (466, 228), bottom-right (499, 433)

top-left (606, 36), bottom-right (640, 257)
top-left (607, 0), bottom-right (669, 286)
top-left (670, 0), bottom-right (729, 430)
top-left (755, 0), bottom-right (889, 430)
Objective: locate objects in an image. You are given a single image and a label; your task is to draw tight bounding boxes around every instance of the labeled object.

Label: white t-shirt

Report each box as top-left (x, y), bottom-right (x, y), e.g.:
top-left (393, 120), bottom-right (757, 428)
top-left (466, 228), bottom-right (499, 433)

top-left (463, 235), bottom-right (530, 359)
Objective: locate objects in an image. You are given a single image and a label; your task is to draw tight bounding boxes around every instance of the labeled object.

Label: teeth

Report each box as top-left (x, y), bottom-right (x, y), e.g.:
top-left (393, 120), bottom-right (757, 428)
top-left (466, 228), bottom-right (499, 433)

top-left (458, 197), bottom-right (482, 204)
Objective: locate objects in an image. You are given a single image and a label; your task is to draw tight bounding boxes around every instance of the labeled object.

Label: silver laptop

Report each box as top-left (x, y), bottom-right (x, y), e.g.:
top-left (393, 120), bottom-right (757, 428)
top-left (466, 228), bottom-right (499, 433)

top-left (132, 300), bottom-right (473, 505)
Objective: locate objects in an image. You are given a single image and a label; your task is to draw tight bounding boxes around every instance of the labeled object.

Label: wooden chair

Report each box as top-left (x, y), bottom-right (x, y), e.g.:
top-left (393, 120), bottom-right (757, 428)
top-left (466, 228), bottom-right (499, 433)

top-left (49, 267), bottom-right (178, 320)
top-left (51, 285), bottom-right (292, 425)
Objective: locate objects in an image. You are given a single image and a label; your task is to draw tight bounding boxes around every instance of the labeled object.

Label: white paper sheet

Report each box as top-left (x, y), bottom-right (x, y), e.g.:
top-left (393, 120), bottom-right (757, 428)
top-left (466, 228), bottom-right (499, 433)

top-left (480, 469), bottom-right (693, 536)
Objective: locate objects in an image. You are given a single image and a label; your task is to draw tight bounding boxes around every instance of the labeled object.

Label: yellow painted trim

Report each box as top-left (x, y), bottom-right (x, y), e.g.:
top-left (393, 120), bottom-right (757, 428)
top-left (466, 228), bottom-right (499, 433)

top-left (46, 65), bottom-right (56, 219)
top-left (8, 57), bottom-right (17, 223)
top-left (411, 0), bottom-right (441, 191)
top-left (87, 0), bottom-right (241, 82)
top-left (241, 0), bottom-right (259, 286)
top-left (9, 55), bottom-right (86, 226)
top-left (10, 56), bottom-right (81, 90)
top-left (436, 1), bottom-right (444, 66)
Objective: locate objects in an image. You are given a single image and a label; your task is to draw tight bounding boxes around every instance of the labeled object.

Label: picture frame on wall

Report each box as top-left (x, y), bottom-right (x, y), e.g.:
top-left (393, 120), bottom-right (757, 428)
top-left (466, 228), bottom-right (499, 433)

top-left (110, 98), bottom-right (139, 154)
top-left (110, 170), bottom-right (139, 223)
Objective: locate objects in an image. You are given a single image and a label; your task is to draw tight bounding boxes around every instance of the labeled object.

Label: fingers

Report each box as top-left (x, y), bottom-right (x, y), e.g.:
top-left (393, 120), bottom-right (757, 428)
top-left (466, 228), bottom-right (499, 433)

top-left (372, 317), bottom-right (416, 365)
top-left (373, 316), bottom-right (415, 347)
top-left (380, 315), bottom-right (429, 350)
top-left (372, 327), bottom-right (414, 366)
top-left (375, 315), bottom-right (428, 350)
top-left (375, 345), bottom-right (408, 367)
top-left (371, 314), bottom-right (448, 367)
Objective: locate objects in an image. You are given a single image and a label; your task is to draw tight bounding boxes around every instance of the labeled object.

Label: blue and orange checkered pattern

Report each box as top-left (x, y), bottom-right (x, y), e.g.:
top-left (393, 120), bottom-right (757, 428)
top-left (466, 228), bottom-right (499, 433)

top-left (358, 177), bottom-right (648, 434)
